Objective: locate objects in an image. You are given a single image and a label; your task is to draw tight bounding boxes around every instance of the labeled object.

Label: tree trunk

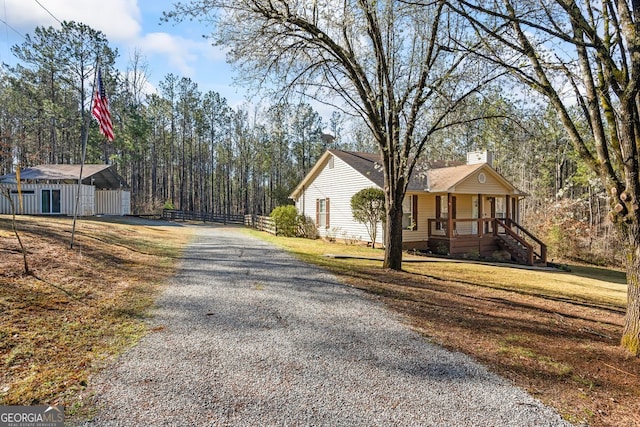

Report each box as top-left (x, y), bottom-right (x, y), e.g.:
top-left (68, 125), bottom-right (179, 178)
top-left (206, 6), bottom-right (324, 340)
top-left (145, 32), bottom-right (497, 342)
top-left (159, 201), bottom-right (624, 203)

top-left (623, 224), bottom-right (640, 356)
top-left (383, 190), bottom-right (404, 270)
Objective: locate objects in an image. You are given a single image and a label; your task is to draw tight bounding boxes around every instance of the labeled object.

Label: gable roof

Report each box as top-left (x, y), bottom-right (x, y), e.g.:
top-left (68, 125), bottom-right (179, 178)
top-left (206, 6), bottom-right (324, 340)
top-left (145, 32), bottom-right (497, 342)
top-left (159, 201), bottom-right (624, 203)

top-left (290, 149), bottom-right (522, 199)
top-left (331, 150), bottom-right (384, 187)
top-left (0, 164), bottom-right (129, 189)
top-left (427, 163), bottom-right (485, 192)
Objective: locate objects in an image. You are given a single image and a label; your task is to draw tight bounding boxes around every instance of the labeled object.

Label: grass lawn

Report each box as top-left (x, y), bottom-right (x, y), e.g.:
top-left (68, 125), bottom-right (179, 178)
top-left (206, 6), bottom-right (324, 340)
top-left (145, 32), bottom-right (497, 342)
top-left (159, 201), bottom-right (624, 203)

top-left (246, 229), bottom-right (639, 427)
top-left (0, 215), bottom-right (192, 415)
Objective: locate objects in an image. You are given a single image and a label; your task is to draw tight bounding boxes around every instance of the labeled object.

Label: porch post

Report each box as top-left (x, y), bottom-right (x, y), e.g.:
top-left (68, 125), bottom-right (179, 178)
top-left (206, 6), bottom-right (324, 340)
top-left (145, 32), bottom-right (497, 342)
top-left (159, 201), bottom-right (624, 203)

top-left (478, 194), bottom-right (484, 237)
top-left (447, 193), bottom-right (454, 238)
top-left (506, 195), bottom-right (511, 224)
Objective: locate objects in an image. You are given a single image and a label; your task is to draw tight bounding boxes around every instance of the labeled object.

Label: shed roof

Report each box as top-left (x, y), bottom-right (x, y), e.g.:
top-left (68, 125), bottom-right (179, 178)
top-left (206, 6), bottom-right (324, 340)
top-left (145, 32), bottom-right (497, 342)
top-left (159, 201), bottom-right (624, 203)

top-left (0, 164), bottom-right (129, 189)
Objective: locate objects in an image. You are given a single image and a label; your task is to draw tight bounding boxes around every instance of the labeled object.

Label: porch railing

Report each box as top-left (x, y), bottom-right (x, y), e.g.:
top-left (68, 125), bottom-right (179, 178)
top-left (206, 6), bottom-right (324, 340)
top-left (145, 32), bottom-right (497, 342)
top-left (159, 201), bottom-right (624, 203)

top-left (427, 217), bottom-right (547, 265)
top-left (427, 218), bottom-right (496, 237)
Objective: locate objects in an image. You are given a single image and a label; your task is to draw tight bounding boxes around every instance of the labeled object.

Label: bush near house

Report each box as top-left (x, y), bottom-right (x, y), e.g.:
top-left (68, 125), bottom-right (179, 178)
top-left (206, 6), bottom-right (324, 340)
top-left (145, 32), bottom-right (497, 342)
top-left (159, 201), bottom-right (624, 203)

top-left (270, 205), bottom-right (298, 237)
top-left (270, 205), bottom-right (318, 239)
top-left (296, 215), bottom-right (318, 239)
top-left (351, 188), bottom-right (385, 249)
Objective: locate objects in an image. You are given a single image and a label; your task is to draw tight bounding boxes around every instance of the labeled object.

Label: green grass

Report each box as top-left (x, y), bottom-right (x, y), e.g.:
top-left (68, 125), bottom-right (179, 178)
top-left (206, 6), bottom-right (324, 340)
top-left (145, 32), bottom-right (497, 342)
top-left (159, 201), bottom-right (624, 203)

top-left (245, 229), bottom-right (627, 310)
top-left (243, 229), bottom-right (388, 272)
top-left (403, 261), bottom-right (626, 309)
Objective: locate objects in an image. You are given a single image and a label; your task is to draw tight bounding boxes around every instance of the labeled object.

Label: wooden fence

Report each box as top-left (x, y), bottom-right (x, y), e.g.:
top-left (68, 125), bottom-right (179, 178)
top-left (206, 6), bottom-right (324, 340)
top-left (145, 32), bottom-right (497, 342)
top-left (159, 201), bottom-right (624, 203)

top-left (244, 214), bottom-right (276, 235)
top-left (162, 209), bottom-right (244, 224)
top-left (161, 210), bottom-right (277, 234)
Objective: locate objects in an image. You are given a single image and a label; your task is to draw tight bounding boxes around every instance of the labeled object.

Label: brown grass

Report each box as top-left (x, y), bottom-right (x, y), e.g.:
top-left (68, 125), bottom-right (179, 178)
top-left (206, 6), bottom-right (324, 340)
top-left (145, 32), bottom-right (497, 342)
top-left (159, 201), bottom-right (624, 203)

top-left (246, 230), bottom-right (640, 427)
top-left (0, 215), bottom-right (191, 415)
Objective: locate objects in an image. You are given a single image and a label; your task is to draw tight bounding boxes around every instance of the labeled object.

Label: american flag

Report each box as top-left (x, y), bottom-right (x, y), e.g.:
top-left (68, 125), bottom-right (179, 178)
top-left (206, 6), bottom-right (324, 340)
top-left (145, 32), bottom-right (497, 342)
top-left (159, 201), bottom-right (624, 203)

top-left (92, 67), bottom-right (114, 142)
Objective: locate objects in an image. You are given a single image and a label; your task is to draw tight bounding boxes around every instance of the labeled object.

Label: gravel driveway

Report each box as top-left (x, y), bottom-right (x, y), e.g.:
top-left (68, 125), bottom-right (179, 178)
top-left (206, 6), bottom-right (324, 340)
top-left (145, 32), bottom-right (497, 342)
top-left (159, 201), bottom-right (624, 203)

top-left (82, 226), bottom-right (570, 426)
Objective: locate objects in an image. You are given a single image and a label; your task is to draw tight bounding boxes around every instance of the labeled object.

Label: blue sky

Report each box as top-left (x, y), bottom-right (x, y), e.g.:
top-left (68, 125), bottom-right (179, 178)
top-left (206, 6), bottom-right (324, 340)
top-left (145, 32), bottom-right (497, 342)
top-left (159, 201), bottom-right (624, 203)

top-left (0, 0), bottom-right (250, 107)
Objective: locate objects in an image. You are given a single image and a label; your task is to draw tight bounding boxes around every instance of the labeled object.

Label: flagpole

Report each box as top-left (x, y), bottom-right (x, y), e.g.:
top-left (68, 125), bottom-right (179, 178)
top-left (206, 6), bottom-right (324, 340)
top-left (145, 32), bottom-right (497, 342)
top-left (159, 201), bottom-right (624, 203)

top-left (71, 63), bottom-right (99, 249)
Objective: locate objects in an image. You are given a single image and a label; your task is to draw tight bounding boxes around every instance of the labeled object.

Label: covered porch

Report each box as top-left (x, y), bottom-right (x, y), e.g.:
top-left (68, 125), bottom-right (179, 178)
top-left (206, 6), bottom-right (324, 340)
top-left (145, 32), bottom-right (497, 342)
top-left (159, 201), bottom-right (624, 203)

top-left (426, 193), bottom-right (547, 266)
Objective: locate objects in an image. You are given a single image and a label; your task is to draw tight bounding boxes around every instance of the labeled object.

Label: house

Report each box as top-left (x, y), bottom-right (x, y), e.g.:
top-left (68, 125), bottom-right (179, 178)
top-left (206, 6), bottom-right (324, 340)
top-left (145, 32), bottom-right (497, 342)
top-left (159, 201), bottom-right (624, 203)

top-left (0, 164), bottom-right (130, 216)
top-left (290, 149), bottom-right (546, 266)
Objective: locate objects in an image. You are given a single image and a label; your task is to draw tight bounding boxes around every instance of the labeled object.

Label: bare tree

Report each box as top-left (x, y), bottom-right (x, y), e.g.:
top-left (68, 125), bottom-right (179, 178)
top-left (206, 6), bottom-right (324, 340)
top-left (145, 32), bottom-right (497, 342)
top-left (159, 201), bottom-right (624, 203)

top-left (165, 0), bottom-right (500, 269)
top-left (1, 188), bottom-right (29, 275)
top-left (448, 0), bottom-right (640, 355)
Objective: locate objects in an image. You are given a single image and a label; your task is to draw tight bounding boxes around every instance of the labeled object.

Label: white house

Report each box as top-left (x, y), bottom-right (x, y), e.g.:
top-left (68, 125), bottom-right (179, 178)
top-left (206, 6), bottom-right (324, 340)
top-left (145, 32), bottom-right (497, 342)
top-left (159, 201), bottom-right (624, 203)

top-left (290, 149), bottom-right (547, 265)
top-left (0, 164), bottom-right (130, 216)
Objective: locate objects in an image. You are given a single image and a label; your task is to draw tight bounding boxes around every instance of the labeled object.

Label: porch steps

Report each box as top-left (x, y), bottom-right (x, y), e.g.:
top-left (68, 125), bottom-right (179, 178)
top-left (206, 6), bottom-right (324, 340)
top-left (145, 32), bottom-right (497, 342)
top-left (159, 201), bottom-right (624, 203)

top-left (495, 234), bottom-right (531, 265)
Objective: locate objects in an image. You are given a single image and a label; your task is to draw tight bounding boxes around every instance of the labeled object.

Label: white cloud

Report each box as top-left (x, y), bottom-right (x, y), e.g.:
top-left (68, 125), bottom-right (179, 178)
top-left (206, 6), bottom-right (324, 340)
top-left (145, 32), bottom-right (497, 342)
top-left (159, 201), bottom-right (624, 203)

top-left (3, 0), bottom-right (141, 41)
top-left (2, 0), bottom-right (216, 78)
top-left (136, 32), bottom-right (211, 77)
top-left (0, 0), bottom-right (245, 104)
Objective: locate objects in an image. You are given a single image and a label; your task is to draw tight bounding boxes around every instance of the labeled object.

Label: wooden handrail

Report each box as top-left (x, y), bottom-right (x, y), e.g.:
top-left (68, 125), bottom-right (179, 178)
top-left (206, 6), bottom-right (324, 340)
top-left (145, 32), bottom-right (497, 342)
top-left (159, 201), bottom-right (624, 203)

top-left (495, 218), bottom-right (534, 265)
top-left (505, 218), bottom-right (545, 248)
top-left (503, 218), bottom-right (547, 263)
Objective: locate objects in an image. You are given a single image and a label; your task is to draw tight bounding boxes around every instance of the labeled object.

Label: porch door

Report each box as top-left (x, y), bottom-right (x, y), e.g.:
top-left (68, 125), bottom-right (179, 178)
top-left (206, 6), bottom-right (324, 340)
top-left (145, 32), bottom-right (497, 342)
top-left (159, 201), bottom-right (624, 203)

top-left (41, 189), bottom-right (61, 214)
top-left (472, 196), bottom-right (478, 234)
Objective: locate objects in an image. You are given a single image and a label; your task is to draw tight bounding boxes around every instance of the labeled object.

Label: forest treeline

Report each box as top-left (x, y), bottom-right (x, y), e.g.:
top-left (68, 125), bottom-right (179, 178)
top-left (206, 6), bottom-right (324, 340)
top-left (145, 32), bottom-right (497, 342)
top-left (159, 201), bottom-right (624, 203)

top-left (0, 21), bottom-right (619, 265)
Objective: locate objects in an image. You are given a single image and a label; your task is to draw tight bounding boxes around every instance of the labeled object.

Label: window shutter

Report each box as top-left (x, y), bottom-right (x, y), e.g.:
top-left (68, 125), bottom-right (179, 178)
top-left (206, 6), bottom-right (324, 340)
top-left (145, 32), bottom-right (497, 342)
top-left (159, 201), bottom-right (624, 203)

top-left (316, 199), bottom-right (320, 226)
top-left (435, 196), bottom-right (441, 230)
top-left (412, 195), bottom-right (418, 231)
top-left (326, 198), bottom-right (330, 228)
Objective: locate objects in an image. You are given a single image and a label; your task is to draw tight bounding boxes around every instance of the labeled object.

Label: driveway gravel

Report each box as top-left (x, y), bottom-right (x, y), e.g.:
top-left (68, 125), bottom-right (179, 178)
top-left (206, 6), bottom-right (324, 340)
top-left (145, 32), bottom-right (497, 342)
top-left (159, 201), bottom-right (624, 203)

top-left (81, 226), bottom-right (570, 426)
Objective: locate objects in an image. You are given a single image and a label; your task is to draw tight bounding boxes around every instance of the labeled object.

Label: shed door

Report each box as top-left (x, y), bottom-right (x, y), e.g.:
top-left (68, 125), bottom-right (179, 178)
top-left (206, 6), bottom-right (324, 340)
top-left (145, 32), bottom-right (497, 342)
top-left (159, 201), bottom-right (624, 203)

top-left (42, 189), bottom-right (61, 214)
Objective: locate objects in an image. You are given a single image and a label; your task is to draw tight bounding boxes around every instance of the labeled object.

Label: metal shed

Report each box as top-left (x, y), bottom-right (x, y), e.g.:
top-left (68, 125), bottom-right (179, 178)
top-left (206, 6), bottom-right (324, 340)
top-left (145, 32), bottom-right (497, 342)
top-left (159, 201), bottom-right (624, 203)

top-left (0, 164), bottom-right (130, 216)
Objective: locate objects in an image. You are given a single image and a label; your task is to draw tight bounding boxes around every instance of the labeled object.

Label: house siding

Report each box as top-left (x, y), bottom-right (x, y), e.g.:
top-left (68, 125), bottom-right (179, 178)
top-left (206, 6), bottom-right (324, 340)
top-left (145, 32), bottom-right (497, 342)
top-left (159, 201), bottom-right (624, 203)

top-left (454, 170), bottom-right (509, 195)
top-left (294, 155), bottom-right (384, 245)
top-left (402, 193), bottom-right (430, 244)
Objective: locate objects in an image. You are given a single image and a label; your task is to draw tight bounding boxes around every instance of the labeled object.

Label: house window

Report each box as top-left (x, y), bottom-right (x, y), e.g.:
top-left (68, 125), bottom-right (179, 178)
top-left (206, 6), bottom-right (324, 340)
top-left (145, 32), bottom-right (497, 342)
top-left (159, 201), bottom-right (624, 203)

top-left (42, 189), bottom-right (61, 214)
top-left (402, 195), bottom-right (418, 230)
top-left (316, 198), bottom-right (330, 228)
top-left (11, 190), bottom-right (35, 195)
